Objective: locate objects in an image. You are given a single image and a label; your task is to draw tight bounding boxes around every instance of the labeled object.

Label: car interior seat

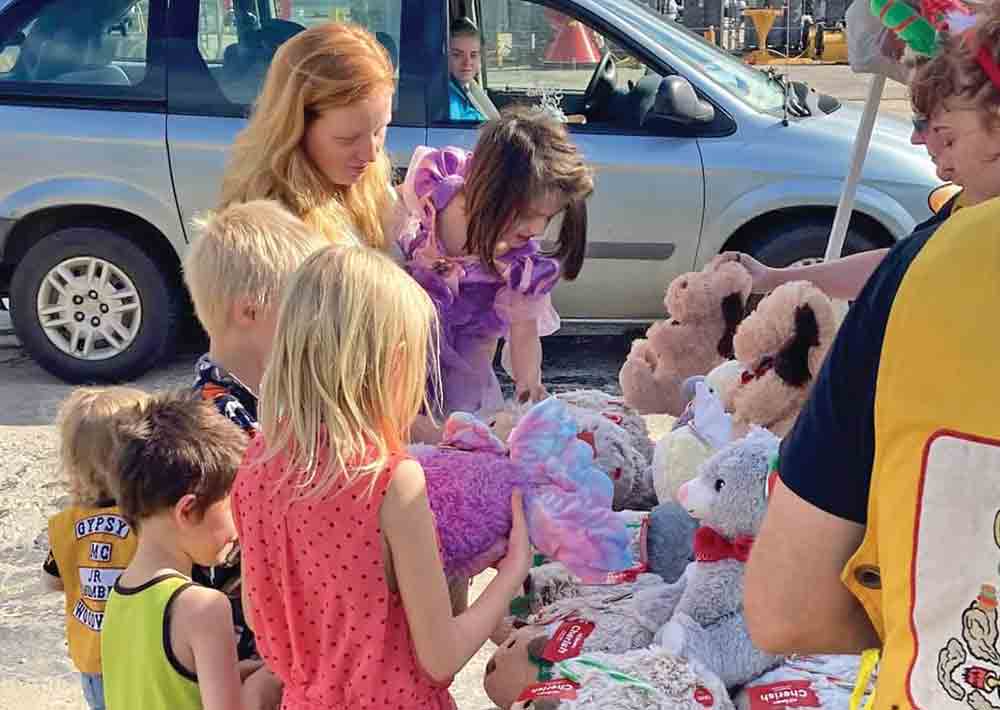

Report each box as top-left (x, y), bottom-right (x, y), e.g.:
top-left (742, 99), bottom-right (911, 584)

top-left (376, 31), bottom-right (398, 69)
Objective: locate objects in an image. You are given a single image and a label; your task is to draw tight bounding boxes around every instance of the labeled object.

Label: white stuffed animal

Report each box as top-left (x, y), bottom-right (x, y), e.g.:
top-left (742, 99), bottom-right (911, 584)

top-left (652, 376), bottom-right (734, 504)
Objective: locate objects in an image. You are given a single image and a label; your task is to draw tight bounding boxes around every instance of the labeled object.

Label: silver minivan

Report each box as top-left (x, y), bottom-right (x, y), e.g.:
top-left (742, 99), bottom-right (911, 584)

top-left (0, 0), bottom-right (939, 382)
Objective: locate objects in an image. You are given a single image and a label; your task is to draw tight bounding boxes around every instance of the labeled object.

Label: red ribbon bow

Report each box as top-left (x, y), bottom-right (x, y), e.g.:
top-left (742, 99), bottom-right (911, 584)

top-left (693, 526), bottom-right (755, 563)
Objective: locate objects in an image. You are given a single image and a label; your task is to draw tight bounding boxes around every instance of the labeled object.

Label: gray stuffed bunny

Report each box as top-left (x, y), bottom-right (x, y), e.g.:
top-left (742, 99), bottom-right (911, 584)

top-left (652, 427), bottom-right (783, 688)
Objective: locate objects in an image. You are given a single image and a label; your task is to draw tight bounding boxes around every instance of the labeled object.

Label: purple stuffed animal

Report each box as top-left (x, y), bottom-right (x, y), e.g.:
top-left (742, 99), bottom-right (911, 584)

top-left (409, 397), bottom-right (635, 583)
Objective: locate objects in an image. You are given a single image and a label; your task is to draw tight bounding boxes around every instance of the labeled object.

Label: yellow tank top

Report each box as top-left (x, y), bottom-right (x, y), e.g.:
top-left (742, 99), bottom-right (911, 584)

top-left (102, 573), bottom-right (203, 710)
top-left (841, 198), bottom-right (1000, 709)
top-left (47, 504), bottom-right (137, 674)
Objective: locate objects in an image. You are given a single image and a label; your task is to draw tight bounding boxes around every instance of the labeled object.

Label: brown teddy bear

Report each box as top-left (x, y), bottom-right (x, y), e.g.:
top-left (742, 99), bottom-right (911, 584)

top-left (620, 263), bottom-right (752, 416)
top-left (729, 281), bottom-right (840, 438)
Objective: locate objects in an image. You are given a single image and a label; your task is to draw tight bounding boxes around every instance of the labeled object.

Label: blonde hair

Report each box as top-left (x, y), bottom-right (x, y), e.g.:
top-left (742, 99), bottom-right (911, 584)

top-left (261, 246), bottom-right (440, 498)
top-left (57, 386), bottom-right (149, 507)
top-left (184, 199), bottom-right (328, 337)
top-left (219, 23), bottom-right (396, 250)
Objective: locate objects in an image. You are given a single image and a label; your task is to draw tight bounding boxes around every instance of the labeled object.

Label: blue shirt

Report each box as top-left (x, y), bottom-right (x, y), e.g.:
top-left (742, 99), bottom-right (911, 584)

top-left (448, 78), bottom-right (485, 122)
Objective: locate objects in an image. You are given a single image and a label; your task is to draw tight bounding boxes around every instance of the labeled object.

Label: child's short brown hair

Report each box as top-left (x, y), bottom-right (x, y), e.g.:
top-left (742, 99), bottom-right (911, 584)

top-left (57, 386), bottom-right (149, 507)
top-left (184, 199), bottom-right (328, 337)
top-left (112, 390), bottom-right (247, 529)
top-left (911, 5), bottom-right (1000, 126)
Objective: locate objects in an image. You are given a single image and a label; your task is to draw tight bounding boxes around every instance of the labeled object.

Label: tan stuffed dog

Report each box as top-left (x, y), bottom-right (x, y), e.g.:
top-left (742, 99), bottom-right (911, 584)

top-left (730, 281), bottom-right (839, 437)
top-left (620, 263), bottom-right (752, 416)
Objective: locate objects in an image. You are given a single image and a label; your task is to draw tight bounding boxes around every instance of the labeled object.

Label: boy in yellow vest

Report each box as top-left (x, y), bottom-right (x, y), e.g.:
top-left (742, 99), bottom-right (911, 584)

top-left (43, 386), bottom-right (149, 710)
top-left (101, 390), bottom-right (262, 710)
top-left (746, 9), bottom-right (1000, 710)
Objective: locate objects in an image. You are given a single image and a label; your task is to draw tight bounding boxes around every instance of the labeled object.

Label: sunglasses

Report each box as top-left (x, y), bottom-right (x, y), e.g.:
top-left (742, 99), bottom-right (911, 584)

top-left (912, 115), bottom-right (930, 134)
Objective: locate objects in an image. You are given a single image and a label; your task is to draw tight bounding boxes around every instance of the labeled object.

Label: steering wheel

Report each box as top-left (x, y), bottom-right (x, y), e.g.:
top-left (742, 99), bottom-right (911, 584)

top-left (583, 51), bottom-right (616, 114)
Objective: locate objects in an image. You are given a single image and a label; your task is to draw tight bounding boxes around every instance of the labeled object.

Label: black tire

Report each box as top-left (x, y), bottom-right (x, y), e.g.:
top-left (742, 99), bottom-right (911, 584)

top-left (10, 227), bottom-right (181, 383)
top-left (743, 216), bottom-right (880, 269)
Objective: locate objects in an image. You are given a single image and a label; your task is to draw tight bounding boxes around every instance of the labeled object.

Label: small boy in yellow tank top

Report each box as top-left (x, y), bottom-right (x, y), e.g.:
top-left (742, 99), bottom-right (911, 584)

top-left (101, 390), bottom-right (267, 710)
top-left (43, 387), bottom-right (149, 710)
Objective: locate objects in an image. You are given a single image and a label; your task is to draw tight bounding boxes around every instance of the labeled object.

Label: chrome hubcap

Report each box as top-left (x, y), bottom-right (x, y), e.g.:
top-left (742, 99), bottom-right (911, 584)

top-left (36, 256), bottom-right (142, 361)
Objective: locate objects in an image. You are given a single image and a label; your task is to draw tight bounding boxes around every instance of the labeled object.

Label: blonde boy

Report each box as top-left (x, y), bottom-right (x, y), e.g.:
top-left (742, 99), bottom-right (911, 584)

top-left (184, 199), bottom-right (329, 429)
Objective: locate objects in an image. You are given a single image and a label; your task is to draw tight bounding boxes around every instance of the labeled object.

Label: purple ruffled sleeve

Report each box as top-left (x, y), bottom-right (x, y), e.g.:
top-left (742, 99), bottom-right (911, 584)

top-left (397, 146), bottom-right (471, 264)
top-left (494, 248), bottom-right (562, 335)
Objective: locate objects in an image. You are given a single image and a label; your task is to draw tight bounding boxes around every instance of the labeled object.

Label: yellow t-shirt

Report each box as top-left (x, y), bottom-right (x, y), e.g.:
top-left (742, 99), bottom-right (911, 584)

top-left (780, 196), bottom-right (1000, 709)
top-left (46, 503), bottom-right (137, 674)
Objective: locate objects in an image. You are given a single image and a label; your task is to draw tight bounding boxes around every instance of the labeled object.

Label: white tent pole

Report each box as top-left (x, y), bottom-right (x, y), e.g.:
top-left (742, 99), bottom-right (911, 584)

top-left (824, 73), bottom-right (887, 260)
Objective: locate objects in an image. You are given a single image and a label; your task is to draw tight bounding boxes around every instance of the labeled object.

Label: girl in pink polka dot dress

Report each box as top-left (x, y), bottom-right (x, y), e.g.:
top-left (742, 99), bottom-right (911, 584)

top-left (232, 246), bottom-right (533, 710)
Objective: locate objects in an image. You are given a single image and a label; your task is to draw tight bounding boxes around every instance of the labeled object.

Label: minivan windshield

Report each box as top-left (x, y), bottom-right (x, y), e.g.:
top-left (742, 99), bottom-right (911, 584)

top-left (609, 2), bottom-right (786, 113)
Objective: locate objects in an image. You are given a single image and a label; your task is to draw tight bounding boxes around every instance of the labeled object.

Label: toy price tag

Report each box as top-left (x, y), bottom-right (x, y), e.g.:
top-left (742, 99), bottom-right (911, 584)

top-left (748, 680), bottom-right (821, 708)
top-left (602, 565), bottom-right (646, 585)
top-left (542, 618), bottom-right (596, 662)
top-left (516, 678), bottom-right (581, 701)
top-left (694, 686), bottom-right (716, 706)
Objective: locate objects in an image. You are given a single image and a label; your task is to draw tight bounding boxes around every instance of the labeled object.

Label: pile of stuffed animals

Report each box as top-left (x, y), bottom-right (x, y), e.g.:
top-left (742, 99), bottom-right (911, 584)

top-left (414, 260), bottom-right (878, 709)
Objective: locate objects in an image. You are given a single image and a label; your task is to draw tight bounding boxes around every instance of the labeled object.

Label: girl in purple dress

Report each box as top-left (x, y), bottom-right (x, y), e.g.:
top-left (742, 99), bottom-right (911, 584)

top-left (398, 108), bottom-right (595, 419)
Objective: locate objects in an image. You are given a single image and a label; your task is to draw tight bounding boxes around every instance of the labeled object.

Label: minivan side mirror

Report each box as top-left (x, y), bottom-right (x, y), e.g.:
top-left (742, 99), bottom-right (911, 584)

top-left (650, 75), bottom-right (715, 125)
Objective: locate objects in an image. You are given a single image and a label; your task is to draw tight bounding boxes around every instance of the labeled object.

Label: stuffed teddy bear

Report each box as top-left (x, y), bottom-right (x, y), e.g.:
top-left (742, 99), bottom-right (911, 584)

top-left (555, 390), bottom-right (656, 465)
top-left (484, 574), bottom-right (677, 709)
top-left (652, 428), bottom-right (784, 689)
top-left (410, 397), bottom-right (634, 583)
top-left (510, 647), bottom-right (734, 710)
top-left (619, 262), bottom-right (752, 416)
top-left (729, 281), bottom-right (839, 438)
top-left (493, 391), bottom-right (657, 511)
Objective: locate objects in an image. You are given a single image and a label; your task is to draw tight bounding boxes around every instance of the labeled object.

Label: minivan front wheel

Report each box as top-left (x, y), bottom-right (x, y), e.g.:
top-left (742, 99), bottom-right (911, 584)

top-left (10, 227), bottom-right (180, 383)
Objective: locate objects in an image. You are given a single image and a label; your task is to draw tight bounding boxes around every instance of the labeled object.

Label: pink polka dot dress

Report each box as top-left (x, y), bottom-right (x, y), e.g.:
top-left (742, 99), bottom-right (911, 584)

top-left (232, 437), bottom-right (456, 710)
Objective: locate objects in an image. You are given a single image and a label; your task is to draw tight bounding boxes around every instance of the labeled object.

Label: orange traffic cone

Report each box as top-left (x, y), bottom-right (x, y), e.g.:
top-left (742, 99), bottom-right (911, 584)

top-left (545, 19), bottom-right (602, 64)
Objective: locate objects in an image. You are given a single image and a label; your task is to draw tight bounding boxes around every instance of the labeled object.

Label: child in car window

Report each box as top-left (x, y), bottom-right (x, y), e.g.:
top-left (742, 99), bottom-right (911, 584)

top-left (448, 18), bottom-right (488, 122)
top-left (397, 107), bottom-right (594, 419)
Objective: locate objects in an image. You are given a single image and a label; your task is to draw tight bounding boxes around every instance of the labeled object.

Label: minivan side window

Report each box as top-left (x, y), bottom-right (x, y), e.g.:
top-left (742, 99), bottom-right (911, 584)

top-left (0, 0), bottom-right (161, 99)
top-left (444, 2), bottom-right (660, 133)
top-left (195, 0), bottom-right (402, 110)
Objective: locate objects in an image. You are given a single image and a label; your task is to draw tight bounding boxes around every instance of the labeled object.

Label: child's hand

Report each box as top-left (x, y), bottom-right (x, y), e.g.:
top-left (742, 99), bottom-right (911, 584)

top-left (496, 490), bottom-right (532, 585)
top-left (516, 381), bottom-right (549, 404)
top-left (241, 663), bottom-right (283, 710)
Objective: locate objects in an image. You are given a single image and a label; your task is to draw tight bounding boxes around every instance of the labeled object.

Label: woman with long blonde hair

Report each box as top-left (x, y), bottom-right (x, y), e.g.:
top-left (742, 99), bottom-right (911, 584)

top-left (231, 246), bottom-right (531, 708)
top-left (220, 23), bottom-right (400, 250)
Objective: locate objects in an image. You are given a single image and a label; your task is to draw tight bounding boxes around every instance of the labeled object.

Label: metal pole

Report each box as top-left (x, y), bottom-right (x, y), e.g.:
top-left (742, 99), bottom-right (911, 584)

top-left (824, 73), bottom-right (886, 260)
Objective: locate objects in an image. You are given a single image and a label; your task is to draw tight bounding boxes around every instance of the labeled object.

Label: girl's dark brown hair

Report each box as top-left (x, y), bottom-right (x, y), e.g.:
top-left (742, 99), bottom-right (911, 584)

top-left (911, 3), bottom-right (1000, 125)
top-left (463, 106), bottom-right (595, 280)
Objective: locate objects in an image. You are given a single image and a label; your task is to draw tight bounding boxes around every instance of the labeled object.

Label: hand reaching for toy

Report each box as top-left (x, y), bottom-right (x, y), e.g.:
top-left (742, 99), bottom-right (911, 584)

top-left (709, 252), bottom-right (776, 294)
top-left (495, 489), bottom-right (532, 585)
top-left (516, 381), bottom-right (549, 404)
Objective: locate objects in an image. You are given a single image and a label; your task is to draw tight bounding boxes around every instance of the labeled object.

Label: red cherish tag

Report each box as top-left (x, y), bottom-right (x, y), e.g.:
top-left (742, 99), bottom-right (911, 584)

top-left (748, 680), bottom-right (821, 709)
top-left (542, 619), bottom-right (596, 662)
top-left (516, 679), bottom-right (581, 702)
top-left (694, 686), bottom-right (715, 706)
